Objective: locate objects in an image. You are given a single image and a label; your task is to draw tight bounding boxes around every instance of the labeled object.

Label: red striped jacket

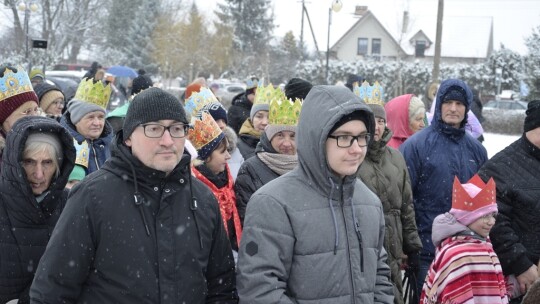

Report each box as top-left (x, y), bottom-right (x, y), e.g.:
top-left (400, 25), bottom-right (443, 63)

top-left (420, 235), bottom-right (509, 304)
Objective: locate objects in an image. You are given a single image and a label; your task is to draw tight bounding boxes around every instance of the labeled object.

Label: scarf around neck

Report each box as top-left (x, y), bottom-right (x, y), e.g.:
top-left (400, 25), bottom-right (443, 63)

top-left (257, 152), bottom-right (298, 176)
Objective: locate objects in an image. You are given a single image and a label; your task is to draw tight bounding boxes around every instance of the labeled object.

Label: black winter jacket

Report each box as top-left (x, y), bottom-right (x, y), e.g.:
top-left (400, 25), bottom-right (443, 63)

top-left (478, 135), bottom-right (540, 277)
top-left (0, 116), bottom-right (75, 304)
top-left (30, 134), bottom-right (238, 304)
top-left (227, 93), bottom-right (252, 134)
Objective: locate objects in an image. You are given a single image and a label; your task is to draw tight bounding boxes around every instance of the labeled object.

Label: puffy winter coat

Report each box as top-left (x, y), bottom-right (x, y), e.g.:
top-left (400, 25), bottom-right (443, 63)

top-left (357, 127), bottom-right (422, 304)
top-left (0, 116), bottom-right (75, 304)
top-left (237, 85), bottom-right (394, 304)
top-left (478, 136), bottom-right (540, 277)
top-left (399, 79), bottom-right (488, 258)
top-left (60, 111), bottom-right (113, 176)
top-left (227, 93), bottom-right (252, 134)
top-left (236, 119), bottom-right (260, 160)
top-left (30, 134), bottom-right (238, 304)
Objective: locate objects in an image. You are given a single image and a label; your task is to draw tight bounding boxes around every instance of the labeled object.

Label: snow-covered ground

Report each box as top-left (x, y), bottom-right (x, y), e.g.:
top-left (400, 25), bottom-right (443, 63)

top-left (483, 132), bottom-right (520, 159)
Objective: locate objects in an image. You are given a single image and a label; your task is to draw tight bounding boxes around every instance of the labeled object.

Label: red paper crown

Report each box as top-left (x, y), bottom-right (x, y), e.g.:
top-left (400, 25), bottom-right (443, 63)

top-left (452, 174), bottom-right (496, 212)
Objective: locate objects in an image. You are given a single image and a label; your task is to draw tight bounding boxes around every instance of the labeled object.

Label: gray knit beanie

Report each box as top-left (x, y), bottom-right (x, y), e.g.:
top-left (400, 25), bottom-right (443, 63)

top-left (123, 87), bottom-right (188, 141)
top-left (68, 99), bottom-right (105, 125)
top-left (250, 103), bottom-right (269, 121)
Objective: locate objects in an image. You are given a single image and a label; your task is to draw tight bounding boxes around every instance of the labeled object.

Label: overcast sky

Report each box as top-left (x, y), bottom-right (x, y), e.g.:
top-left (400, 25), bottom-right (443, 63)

top-left (198, 0), bottom-right (540, 55)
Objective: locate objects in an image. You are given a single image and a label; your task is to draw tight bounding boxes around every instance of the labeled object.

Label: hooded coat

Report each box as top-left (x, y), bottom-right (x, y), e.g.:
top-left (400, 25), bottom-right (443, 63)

top-left (399, 79), bottom-right (488, 258)
top-left (30, 133), bottom-right (238, 304)
top-left (227, 93), bottom-right (252, 134)
top-left (60, 111), bottom-right (113, 175)
top-left (478, 136), bottom-right (540, 279)
top-left (237, 85), bottom-right (394, 304)
top-left (385, 94), bottom-right (416, 149)
top-left (357, 127), bottom-right (422, 304)
top-left (0, 116), bottom-right (75, 304)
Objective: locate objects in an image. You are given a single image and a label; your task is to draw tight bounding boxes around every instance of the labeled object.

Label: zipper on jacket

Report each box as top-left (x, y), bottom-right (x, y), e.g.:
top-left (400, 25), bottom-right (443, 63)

top-left (91, 140), bottom-right (100, 170)
top-left (354, 221), bottom-right (364, 272)
top-left (339, 192), bottom-right (357, 303)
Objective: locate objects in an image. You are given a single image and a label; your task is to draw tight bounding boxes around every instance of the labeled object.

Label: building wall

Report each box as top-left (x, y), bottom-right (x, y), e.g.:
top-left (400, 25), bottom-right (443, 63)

top-left (333, 15), bottom-right (401, 62)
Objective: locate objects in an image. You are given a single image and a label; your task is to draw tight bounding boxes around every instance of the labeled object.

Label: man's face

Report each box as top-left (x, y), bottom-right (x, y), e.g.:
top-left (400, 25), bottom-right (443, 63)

top-left (75, 111), bottom-right (105, 140)
top-left (325, 120), bottom-right (368, 178)
top-left (441, 100), bottom-right (466, 128)
top-left (125, 119), bottom-right (186, 175)
top-left (373, 117), bottom-right (386, 141)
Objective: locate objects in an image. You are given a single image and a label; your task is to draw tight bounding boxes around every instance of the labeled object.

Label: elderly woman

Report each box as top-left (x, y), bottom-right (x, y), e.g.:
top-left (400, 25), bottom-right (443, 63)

top-left (0, 116), bottom-right (75, 304)
top-left (235, 96), bottom-right (301, 224)
top-left (385, 94), bottom-right (426, 149)
top-left (60, 78), bottom-right (113, 178)
top-left (34, 82), bottom-right (65, 121)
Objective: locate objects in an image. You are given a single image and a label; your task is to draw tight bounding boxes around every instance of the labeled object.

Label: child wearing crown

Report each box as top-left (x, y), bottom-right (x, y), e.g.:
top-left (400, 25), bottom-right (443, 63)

top-left (420, 175), bottom-right (510, 304)
top-left (188, 112), bottom-right (242, 253)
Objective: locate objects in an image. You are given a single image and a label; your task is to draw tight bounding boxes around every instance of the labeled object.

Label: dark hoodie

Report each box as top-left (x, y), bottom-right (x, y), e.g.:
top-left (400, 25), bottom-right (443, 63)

top-left (30, 133), bottom-right (238, 304)
top-left (399, 79), bottom-right (488, 258)
top-left (237, 85), bottom-right (394, 303)
top-left (0, 116), bottom-right (75, 304)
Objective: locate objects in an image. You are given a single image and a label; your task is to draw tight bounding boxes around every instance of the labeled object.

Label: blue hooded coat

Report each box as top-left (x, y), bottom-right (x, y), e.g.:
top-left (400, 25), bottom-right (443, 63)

top-left (399, 79), bottom-right (488, 257)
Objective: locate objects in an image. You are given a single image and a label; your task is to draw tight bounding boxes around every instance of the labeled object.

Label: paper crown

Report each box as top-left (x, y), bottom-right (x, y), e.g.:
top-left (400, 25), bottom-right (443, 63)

top-left (269, 98), bottom-right (302, 126)
top-left (254, 83), bottom-right (285, 105)
top-left (452, 174), bottom-right (496, 212)
top-left (188, 112), bottom-right (224, 154)
top-left (73, 78), bottom-right (112, 109)
top-left (246, 77), bottom-right (263, 90)
top-left (354, 81), bottom-right (385, 106)
top-left (0, 66), bottom-right (34, 102)
top-left (185, 87), bottom-right (220, 119)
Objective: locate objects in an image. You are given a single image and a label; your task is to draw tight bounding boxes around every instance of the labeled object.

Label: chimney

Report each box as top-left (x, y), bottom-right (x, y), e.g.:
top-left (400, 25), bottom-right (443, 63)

top-left (355, 5), bottom-right (368, 16)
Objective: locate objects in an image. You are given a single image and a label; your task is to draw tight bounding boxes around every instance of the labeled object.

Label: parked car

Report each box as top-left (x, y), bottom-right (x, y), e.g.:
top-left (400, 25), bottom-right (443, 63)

top-left (483, 99), bottom-right (528, 111)
top-left (45, 70), bottom-right (127, 112)
top-left (214, 82), bottom-right (246, 108)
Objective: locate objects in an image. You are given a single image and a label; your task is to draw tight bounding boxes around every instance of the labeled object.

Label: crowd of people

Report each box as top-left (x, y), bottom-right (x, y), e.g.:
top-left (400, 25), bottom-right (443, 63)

top-left (0, 63), bottom-right (539, 304)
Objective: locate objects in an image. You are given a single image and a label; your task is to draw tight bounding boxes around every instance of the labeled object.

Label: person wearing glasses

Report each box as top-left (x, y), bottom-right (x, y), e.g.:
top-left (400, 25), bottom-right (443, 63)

top-left (419, 175), bottom-right (509, 304)
top-left (30, 88), bottom-right (238, 303)
top-left (0, 66), bottom-right (41, 164)
top-left (399, 79), bottom-right (488, 302)
top-left (0, 116), bottom-right (75, 304)
top-left (237, 85), bottom-right (394, 303)
top-left (34, 82), bottom-right (65, 121)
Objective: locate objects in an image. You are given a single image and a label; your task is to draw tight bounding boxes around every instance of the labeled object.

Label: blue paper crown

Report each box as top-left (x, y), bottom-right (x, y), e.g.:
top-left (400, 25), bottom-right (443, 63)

top-left (184, 87), bottom-right (220, 121)
top-left (246, 77), bottom-right (263, 90)
top-left (0, 66), bottom-right (34, 102)
top-left (354, 81), bottom-right (385, 106)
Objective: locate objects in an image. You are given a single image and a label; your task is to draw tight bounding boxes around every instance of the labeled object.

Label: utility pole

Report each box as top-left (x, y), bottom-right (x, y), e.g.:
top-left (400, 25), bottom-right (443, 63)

top-left (300, 0), bottom-right (305, 58)
top-left (431, 0), bottom-right (444, 82)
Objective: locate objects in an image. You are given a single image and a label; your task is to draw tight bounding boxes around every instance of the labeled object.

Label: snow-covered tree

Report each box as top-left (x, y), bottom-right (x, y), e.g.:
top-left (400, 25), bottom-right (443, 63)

top-left (524, 25), bottom-right (540, 100)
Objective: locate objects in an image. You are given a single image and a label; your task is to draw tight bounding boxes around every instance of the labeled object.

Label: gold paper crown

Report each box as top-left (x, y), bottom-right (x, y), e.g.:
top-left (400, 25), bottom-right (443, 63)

top-left (254, 83), bottom-right (286, 105)
top-left (184, 87), bottom-right (220, 119)
top-left (354, 81), bottom-right (385, 107)
top-left (269, 98), bottom-right (302, 126)
top-left (188, 112), bottom-right (223, 151)
top-left (0, 67), bottom-right (34, 102)
top-left (74, 78), bottom-right (112, 109)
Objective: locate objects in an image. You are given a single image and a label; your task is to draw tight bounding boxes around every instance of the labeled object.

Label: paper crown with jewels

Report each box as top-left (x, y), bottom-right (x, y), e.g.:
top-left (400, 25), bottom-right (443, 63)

top-left (354, 81), bottom-right (385, 106)
top-left (452, 174), bottom-right (496, 212)
top-left (269, 97), bottom-right (302, 126)
top-left (184, 87), bottom-right (220, 119)
top-left (73, 78), bottom-right (112, 109)
top-left (0, 66), bottom-right (35, 103)
top-left (246, 77), bottom-right (263, 90)
top-left (254, 83), bottom-right (286, 105)
top-left (188, 112), bottom-right (225, 160)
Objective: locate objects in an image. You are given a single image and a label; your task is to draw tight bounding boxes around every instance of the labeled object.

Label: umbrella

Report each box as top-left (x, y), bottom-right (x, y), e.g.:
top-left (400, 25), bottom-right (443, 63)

top-left (106, 65), bottom-right (138, 78)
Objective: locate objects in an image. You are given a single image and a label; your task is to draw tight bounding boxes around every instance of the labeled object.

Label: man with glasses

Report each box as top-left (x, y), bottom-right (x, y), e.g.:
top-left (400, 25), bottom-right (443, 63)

top-left (31, 88), bottom-right (238, 303)
top-left (237, 85), bottom-right (394, 303)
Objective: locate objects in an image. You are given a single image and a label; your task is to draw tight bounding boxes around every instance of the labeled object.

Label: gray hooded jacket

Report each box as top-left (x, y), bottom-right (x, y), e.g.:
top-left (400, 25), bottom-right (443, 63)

top-left (237, 85), bottom-right (394, 303)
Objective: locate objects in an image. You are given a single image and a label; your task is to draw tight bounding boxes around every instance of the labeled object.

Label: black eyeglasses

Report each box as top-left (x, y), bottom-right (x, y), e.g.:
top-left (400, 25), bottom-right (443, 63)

top-left (328, 134), bottom-right (371, 148)
top-left (141, 123), bottom-right (188, 138)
